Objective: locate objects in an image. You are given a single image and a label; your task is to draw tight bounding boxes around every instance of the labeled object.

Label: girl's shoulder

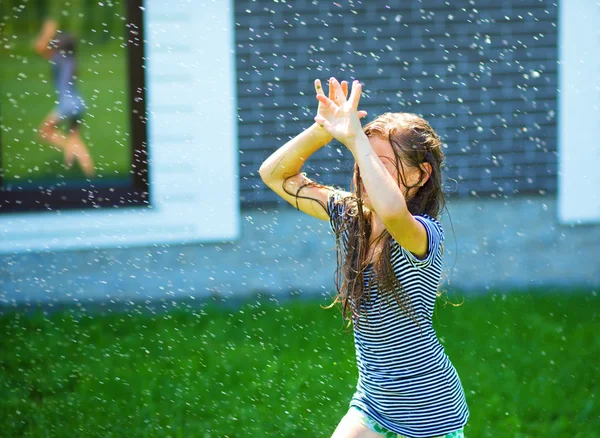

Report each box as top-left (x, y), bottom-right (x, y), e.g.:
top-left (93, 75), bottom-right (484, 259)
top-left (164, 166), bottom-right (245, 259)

top-left (415, 213), bottom-right (444, 240)
top-left (391, 213), bottom-right (445, 270)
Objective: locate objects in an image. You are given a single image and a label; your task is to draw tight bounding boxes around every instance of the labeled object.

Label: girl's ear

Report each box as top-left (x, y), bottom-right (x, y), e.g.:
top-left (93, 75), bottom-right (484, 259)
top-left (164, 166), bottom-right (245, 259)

top-left (420, 162), bottom-right (432, 186)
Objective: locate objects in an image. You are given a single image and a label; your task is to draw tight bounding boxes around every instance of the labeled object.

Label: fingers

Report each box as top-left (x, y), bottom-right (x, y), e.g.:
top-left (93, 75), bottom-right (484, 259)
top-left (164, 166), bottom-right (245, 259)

top-left (316, 78), bottom-right (343, 104)
top-left (314, 79), bottom-right (325, 97)
top-left (341, 81), bottom-right (348, 99)
top-left (323, 77), bottom-right (362, 107)
top-left (330, 77), bottom-right (345, 105)
top-left (316, 93), bottom-right (336, 110)
top-left (348, 80), bottom-right (362, 109)
top-left (328, 78), bottom-right (336, 102)
top-left (315, 78), bottom-right (366, 116)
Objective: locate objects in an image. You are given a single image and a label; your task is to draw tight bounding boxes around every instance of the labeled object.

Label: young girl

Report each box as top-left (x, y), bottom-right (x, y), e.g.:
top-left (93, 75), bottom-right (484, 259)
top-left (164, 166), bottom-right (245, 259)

top-left (259, 77), bottom-right (469, 438)
top-left (33, 19), bottom-right (95, 178)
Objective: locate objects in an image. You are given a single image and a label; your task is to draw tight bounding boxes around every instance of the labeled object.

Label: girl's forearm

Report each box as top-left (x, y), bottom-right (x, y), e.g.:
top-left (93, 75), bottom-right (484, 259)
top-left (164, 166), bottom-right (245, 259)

top-left (259, 123), bottom-right (332, 180)
top-left (348, 133), bottom-right (409, 219)
top-left (34, 20), bottom-right (57, 53)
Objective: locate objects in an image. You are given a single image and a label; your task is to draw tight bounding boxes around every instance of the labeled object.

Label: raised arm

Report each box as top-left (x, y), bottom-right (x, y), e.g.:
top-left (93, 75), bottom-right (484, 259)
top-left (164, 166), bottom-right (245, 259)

top-left (259, 79), bottom-right (366, 221)
top-left (314, 78), bottom-right (432, 258)
top-left (259, 121), bottom-right (334, 221)
top-left (33, 19), bottom-right (58, 59)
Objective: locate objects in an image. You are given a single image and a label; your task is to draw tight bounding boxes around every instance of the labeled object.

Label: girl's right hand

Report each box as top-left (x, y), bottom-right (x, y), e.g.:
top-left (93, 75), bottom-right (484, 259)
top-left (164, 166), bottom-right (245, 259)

top-left (314, 78), bottom-right (367, 136)
top-left (33, 19), bottom-right (58, 55)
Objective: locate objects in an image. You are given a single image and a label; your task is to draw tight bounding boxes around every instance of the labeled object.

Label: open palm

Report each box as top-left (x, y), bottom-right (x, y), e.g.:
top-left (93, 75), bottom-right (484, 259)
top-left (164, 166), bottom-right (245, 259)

top-left (314, 77), bottom-right (366, 145)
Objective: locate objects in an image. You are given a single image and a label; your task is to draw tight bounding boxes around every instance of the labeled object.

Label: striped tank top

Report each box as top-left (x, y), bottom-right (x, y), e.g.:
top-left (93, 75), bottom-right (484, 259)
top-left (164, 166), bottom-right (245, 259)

top-left (327, 189), bottom-right (469, 438)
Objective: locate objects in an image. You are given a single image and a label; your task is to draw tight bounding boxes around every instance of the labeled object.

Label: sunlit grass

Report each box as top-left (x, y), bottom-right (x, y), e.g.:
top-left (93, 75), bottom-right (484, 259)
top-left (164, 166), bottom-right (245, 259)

top-left (0, 289), bottom-right (598, 437)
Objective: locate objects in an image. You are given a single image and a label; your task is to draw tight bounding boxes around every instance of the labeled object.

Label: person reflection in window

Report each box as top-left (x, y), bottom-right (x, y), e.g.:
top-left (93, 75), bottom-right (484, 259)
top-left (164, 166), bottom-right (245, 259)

top-left (33, 19), bottom-right (95, 178)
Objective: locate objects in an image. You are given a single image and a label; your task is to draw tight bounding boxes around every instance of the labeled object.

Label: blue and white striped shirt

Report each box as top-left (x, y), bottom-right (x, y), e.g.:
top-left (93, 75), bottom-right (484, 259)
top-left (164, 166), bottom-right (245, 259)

top-left (327, 190), bottom-right (469, 438)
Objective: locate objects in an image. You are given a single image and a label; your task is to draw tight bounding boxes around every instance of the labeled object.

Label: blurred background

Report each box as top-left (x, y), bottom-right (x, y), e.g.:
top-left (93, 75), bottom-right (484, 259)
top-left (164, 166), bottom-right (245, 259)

top-left (1, 0), bottom-right (598, 436)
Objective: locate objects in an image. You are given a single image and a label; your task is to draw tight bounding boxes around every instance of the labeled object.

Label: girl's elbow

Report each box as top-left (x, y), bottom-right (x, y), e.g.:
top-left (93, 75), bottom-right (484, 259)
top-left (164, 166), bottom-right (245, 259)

top-left (258, 164), bottom-right (270, 181)
top-left (259, 166), bottom-right (278, 187)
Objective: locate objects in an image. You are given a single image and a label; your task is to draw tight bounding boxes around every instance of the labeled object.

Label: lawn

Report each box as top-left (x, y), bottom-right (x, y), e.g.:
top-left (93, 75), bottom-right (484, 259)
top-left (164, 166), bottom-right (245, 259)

top-left (0, 289), bottom-right (597, 437)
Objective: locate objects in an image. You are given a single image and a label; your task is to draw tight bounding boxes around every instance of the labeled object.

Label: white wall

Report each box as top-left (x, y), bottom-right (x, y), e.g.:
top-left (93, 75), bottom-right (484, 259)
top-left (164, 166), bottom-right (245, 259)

top-left (558, 0), bottom-right (600, 224)
top-left (0, 0), bottom-right (239, 254)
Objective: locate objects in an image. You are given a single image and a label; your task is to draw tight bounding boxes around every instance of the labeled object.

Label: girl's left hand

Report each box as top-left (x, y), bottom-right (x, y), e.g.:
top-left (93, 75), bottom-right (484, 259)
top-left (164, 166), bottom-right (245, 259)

top-left (314, 77), bottom-right (365, 148)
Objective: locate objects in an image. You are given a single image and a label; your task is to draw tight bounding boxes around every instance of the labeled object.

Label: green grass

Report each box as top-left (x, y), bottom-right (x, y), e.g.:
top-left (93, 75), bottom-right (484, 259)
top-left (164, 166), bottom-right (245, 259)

top-left (0, 38), bottom-right (131, 182)
top-left (0, 289), bottom-right (598, 437)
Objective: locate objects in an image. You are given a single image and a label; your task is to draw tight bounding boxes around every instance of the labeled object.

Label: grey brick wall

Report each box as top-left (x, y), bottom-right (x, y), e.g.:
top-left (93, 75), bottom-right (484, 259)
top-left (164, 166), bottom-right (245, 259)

top-left (235, 0), bottom-right (558, 206)
top-left (4, 1), bottom-right (586, 312)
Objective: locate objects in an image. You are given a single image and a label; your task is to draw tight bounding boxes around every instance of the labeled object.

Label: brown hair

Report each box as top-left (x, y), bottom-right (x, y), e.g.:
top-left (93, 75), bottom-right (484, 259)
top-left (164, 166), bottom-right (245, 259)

top-left (284, 112), bottom-right (447, 331)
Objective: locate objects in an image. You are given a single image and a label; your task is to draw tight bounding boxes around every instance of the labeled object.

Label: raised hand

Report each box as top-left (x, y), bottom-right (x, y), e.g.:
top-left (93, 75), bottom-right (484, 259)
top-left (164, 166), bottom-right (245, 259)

top-left (314, 77), bottom-right (366, 147)
top-left (33, 19), bottom-right (58, 57)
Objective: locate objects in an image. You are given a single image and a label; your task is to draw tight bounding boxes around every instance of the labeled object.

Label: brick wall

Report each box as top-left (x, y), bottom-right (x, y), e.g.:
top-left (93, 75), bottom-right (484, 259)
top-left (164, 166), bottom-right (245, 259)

top-left (235, 0), bottom-right (558, 205)
top-left (4, 1), bottom-right (587, 311)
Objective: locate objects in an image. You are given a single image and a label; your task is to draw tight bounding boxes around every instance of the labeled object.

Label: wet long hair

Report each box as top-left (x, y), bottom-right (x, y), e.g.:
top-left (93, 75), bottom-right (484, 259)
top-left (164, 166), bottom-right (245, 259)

top-left (283, 112), bottom-right (447, 331)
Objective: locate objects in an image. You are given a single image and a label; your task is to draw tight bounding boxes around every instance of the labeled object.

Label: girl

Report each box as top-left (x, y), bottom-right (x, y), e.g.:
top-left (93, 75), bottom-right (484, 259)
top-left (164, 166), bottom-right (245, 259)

top-left (33, 19), bottom-right (95, 178)
top-left (259, 77), bottom-right (469, 438)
